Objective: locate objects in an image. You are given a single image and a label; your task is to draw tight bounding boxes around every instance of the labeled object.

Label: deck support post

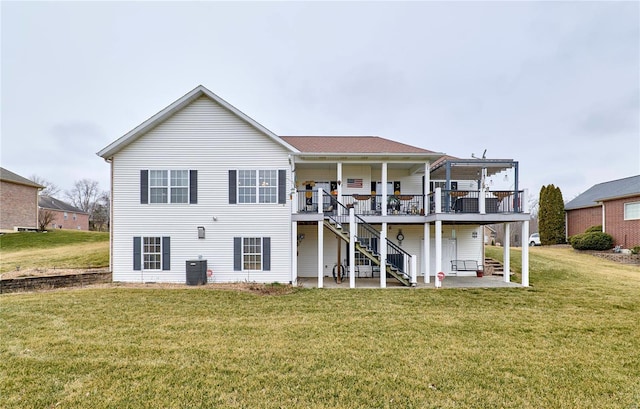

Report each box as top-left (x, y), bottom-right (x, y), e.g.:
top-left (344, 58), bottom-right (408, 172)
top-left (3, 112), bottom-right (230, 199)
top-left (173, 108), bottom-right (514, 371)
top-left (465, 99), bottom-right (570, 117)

top-left (424, 222), bottom-right (430, 283)
top-left (349, 207), bottom-right (356, 289)
top-left (503, 222), bottom-right (510, 283)
top-left (291, 222), bottom-right (297, 285)
top-left (380, 223), bottom-right (387, 288)
top-left (317, 191), bottom-right (324, 288)
top-left (521, 221), bottom-right (529, 287)
top-left (435, 220), bottom-right (443, 287)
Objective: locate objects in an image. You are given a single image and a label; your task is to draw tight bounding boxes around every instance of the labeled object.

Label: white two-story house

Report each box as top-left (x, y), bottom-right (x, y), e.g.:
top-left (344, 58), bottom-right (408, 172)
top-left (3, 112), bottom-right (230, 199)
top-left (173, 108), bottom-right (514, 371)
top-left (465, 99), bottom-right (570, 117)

top-left (98, 85), bottom-right (531, 288)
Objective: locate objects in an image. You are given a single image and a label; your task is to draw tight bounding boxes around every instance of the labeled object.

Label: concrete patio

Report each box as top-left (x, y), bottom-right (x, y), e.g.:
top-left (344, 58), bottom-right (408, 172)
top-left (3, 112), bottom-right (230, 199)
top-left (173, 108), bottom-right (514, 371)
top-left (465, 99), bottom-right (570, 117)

top-left (298, 275), bottom-right (523, 289)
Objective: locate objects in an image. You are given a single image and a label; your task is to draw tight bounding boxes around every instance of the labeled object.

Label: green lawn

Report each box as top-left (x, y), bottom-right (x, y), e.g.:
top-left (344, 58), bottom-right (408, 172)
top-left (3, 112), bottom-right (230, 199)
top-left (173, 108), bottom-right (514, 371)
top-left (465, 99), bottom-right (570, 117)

top-left (1, 246), bottom-right (639, 408)
top-left (0, 230), bottom-right (109, 273)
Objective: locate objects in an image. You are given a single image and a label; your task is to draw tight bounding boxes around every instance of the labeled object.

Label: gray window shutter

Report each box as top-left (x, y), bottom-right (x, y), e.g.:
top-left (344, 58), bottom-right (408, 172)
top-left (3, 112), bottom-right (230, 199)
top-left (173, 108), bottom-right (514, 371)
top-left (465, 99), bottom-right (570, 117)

top-left (263, 237), bottom-right (271, 271)
top-left (162, 237), bottom-right (170, 271)
top-left (278, 169), bottom-right (286, 204)
top-left (133, 237), bottom-right (141, 270)
top-left (233, 237), bottom-right (241, 271)
top-left (189, 170), bottom-right (198, 204)
top-left (229, 170), bottom-right (237, 204)
top-left (140, 170), bottom-right (148, 204)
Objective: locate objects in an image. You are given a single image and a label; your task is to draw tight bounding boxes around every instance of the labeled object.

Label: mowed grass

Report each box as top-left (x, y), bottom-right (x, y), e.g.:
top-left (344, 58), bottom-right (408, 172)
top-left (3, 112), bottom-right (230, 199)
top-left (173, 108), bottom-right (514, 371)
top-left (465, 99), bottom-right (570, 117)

top-left (0, 230), bottom-right (109, 273)
top-left (2, 247), bottom-right (640, 408)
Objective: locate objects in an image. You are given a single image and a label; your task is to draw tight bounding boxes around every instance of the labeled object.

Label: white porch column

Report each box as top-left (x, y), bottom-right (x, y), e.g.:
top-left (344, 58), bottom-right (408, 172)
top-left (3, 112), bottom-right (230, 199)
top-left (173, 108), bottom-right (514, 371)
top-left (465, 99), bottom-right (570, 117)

top-left (435, 220), bottom-right (443, 287)
top-left (424, 162), bottom-right (430, 215)
top-left (317, 188), bottom-right (325, 288)
top-left (380, 223), bottom-right (387, 288)
top-left (479, 186), bottom-right (486, 214)
top-left (349, 207), bottom-right (356, 289)
top-left (410, 256), bottom-right (417, 286)
top-left (424, 222), bottom-right (430, 283)
top-left (337, 162), bottom-right (343, 215)
top-left (317, 219), bottom-right (324, 288)
top-left (435, 187), bottom-right (442, 214)
top-left (503, 222), bottom-right (510, 283)
top-left (291, 222), bottom-right (298, 285)
top-left (381, 162), bottom-right (388, 216)
top-left (521, 221), bottom-right (529, 287)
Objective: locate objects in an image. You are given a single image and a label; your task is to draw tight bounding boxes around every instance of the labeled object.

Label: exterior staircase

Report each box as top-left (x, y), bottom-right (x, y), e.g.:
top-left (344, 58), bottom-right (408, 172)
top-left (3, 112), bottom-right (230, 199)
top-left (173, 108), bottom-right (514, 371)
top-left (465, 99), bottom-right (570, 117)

top-left (323, 217), bottom-right (412, 287)
top-left (484, 257), bottom-right (511, 276)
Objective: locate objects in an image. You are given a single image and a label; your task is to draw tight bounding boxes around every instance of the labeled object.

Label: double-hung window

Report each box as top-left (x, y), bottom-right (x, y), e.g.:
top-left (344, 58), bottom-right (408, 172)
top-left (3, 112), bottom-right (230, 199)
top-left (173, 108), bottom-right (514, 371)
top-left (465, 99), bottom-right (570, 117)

top-left (143, 237), bottom-right (162, 270)
top-left (259, 170), bottom-right (278, 203)
top-left (141, 170), bottom-right (197, 204)
top-left (624, 202), bottom-right (640, 220)
top-left (230, 169), bottom-right (285, 204)
top-left (237, 170), bottom-right (278, 204)
top-left (233, 237), bottom-right (271, 271)
top-left (133, 236), bottom-right (170, 271)
top-left (243, 237), bottom-right (262, 270)
top-left (238, 170), bottom-right (257, 203)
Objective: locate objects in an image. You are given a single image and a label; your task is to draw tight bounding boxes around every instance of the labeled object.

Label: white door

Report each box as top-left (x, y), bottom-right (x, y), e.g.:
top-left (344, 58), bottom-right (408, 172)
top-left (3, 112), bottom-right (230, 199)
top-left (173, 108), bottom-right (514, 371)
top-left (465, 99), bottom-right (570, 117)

top-left (443, 238), bottom-right (457, 276)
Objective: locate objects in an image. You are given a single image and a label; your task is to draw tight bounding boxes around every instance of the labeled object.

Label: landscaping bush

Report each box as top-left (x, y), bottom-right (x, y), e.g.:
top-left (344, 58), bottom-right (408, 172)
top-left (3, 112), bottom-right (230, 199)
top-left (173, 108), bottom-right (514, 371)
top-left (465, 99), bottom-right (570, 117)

top-left (569, 232), bottom-right (614, 251)
top-left (585, 225), bottom-right (603, 233)
top-left (631, 246), bottom-right (640, 255)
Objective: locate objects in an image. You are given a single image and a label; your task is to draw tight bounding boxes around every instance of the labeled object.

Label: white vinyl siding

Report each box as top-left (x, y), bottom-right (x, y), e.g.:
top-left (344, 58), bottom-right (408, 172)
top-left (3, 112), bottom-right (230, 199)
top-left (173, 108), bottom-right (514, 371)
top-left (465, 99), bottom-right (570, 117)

top-left (111, 96), bottom-right (292, 283)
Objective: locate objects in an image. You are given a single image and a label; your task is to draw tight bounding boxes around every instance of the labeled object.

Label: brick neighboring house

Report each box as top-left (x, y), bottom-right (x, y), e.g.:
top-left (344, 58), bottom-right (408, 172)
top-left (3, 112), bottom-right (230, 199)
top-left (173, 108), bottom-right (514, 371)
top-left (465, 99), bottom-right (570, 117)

top-left (38, 195), bottom-right (90, 231)
top-left (565, 175), bottom-right (640, 249)
top-left (0, 167), bottom-right (43, 232)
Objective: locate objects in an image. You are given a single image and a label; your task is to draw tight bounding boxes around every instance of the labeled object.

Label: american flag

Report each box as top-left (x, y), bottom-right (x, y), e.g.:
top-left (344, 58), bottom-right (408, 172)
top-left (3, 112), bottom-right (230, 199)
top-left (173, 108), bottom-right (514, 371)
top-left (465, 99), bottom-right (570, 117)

top-left (347, 178), bottom-right (363, 188)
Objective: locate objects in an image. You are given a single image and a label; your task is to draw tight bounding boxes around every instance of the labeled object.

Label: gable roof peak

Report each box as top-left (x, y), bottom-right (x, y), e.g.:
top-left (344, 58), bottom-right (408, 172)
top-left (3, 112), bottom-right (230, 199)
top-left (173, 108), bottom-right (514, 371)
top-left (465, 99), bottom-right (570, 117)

top-left (97, 85), bottom-right (299, 159)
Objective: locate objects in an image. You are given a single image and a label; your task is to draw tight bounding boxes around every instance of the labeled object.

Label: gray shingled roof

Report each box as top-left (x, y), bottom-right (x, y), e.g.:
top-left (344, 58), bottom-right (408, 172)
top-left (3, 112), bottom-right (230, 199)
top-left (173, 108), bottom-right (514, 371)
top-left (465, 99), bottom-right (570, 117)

top-left (38, 195), bottom-right (87, 214)
top-left (565, 175), bottom-right (640, 210)
top-left (0, 167), bottom-right (43, 188)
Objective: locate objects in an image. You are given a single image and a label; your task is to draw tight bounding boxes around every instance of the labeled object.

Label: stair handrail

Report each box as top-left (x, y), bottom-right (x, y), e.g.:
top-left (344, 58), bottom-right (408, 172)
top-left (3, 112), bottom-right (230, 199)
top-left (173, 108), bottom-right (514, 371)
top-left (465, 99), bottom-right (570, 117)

top-left (386, 240), bottom-right (412, 278)
top-left (322, 191), bottom-right (413, 285)
top-left (322, 192), bottom-right (350, 228)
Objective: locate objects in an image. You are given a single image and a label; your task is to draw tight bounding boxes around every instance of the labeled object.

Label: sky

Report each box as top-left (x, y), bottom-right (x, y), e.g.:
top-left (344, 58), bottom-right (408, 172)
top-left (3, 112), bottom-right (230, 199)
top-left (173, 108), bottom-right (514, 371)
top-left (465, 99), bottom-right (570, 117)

top-left (2, 1), bottom-right (639, 204)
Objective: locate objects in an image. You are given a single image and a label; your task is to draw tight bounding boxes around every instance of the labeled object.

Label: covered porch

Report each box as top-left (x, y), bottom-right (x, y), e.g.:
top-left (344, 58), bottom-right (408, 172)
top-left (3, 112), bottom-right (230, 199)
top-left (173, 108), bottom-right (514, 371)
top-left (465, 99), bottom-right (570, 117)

top-left (298, 275), bottom-right (523, 289)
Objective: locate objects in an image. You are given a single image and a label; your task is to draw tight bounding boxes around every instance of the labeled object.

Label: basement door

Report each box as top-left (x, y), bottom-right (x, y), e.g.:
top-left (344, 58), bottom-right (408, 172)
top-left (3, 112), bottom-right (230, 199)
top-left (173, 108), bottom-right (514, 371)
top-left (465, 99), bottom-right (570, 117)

top-left (443, 238), bottom-right (457, 276)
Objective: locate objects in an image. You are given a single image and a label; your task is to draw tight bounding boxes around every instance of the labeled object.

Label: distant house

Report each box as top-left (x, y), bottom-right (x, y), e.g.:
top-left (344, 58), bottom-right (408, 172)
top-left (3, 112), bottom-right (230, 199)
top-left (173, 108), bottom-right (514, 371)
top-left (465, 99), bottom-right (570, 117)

top-left (38, 195), bottom-right (89, 230)
top-left (565, 175), bottom-right (640, 249)
top-left (0, 167), bottom-right (43, 232)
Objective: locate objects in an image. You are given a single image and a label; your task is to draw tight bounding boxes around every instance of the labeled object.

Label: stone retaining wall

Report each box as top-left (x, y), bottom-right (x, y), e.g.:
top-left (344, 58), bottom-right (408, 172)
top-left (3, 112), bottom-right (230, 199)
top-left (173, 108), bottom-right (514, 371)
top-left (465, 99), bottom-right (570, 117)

top-left (0, 271), bottom-right (112, 294)
top-left (591, 252), bottom-right (640, 265)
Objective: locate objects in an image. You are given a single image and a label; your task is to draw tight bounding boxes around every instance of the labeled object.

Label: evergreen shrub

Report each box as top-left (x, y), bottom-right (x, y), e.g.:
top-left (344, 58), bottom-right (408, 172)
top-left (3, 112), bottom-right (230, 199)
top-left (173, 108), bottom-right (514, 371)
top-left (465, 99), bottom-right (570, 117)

top-left (569, 232), bottom-right (614, 251)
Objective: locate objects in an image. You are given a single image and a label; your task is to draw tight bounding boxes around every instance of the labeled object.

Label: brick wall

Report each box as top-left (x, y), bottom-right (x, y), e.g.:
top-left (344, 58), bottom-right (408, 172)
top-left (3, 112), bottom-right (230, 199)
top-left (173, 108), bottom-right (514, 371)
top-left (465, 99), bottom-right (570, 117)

top-left (604, 195), bottom-right (640, 248)
top-left (566, 206), bottom-right (602, 237)
top-left (0, 181), bottom-right (39, 231)
top-left (47, 209), bottom-right (90, 230)
top-left (0, 271), bottom-right (112, 294)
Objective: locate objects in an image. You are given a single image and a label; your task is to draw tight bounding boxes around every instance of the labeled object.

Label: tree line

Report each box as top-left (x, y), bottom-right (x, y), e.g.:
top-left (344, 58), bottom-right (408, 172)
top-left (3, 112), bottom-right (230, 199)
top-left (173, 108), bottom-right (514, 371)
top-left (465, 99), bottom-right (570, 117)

top-left (31, 175), bottom-right (110, 232)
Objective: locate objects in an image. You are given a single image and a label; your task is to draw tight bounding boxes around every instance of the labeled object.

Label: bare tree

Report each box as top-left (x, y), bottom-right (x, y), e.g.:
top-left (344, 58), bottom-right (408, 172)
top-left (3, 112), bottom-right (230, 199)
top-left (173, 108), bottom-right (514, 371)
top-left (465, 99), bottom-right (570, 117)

top-left (38, 208), bottom-right (56, 231)
top-left (30, 174), bottom-right (61, 197)
top-left (91, 191), bottom-right (111, 231)
top-left (65, 179), bottom-right (100, 214)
